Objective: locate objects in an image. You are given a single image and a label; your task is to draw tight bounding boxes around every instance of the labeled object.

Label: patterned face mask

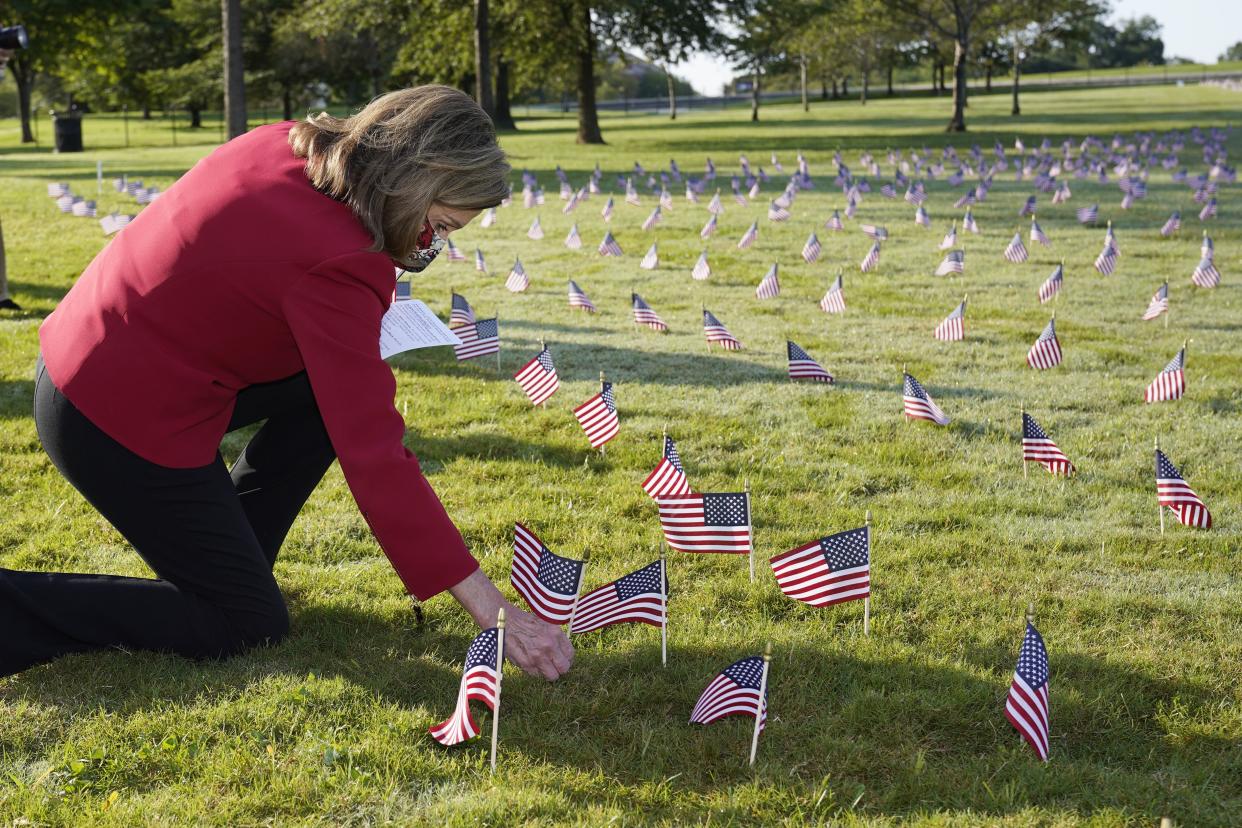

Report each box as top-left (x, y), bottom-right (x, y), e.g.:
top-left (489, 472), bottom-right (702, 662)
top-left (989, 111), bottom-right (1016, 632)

top-left (398, 221), bottom-right (446, 274)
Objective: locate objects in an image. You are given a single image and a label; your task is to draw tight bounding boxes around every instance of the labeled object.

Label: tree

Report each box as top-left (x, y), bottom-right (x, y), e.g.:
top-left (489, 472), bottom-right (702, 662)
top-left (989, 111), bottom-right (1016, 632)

top-left (726, 0), bottom-right (803, 122)
top-left (474, 0), bottom-right (494, 115)
top-left (1220, 41), bottom-right (1242, 63)
top-left (222, 0), bottom-right (246, 138)
top-left (620, 0), bottom-right (726, 120)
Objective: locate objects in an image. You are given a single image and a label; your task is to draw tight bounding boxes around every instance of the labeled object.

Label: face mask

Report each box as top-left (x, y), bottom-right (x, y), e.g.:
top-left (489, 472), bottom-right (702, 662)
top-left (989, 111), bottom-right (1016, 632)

top-left (398, 220), bottom-right (446, 274)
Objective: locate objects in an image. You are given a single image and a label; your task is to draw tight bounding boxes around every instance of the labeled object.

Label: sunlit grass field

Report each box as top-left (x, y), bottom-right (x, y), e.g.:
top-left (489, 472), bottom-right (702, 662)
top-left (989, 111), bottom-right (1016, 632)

top-left (0, 85), bottom-right (1239, 826)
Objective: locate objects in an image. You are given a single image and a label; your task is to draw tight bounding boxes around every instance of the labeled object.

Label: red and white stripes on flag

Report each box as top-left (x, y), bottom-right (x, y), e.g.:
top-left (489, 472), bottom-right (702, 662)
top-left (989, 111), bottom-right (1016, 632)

top-left (767, 201), bottom-right (791, 221)
top-left (474, 248), bottom-right (487, 273)
top-left (453, 318), bottom-right (500, 361)
top-left (1003, 232), bottom-right (1029, 263)
top-left (755, 264), bottom-right (780, 299)
top-left (860, 241), bottom-right (881, 272)
top-left (640, 242), bottom-right (659, 270)
top-left (701, 214), bottom-right (718, 239)
top-left (1026, 317), bottom-right (1062, 369)
top-left (935, 250), bottom-right (964, 276)
top-left (737, 220), bottom-right (758, 249)
top-left (940, 223), bottom-right (957, 250)
top-left (903, 372), bottom-right (950, 425)
top-left (703, 309), bottom-right (741, 350)
top-left (786, 341), bottom-right (833, 383)
top-left (642, 206), bottom-right (662, 231)
top-left (770, 525), bottom-right (869, 607)
top-left (824, 209), bottom-right (844, 231)
top-left (513, 348), bottom-right (559, 405)
top-left (707, 192), bottom-right (723, 214)
top-left (568, 280), bottom-right (597, 312)
top-left (568, 560), bottom-right (666, 635)
top-left (689, 655), bottom-right (767, 731)
top-left (914, 205), bottom-right (930, 227)
top-left (656, 492), bottom-right (751, 553)
top-left (598, 231), bottom-right (623, 256)
top-left (573, 381), bottom-right (619, 448)
top-left (1022, 412), bottom-right (1074, 476)
top-left (1191, 257), bottom-right (1220, 288)
top-left (564, 223), bottom-right (583, 249)
top-left (820, 274), bottom-right (845, 313)
top-left (642, 435), bottom-right (692, 498)
top-left (428, 626), bottom-right (500, 746)
top-left (527, 217), bottom-right (544, 240)
top-left (1004, 622), bottom-right (1051, 762)
top-left (449, 292), bottom-right (476, 327)
top-left (802, 232), bottom-right (822, 263)
top-left (1142, 282), bottom-right (1169, 320)
top-left (933, 300), bottom-right (966, 341)
top-left (505, 258), bottom-right (529, 292)
top-left (1030, 218), bottom-right (1050, 247)
top-left (1143, 347), bottom-right (1185, 403)
top-left (1155, 448), bottom-right (1212, 529)
top-left (1038, 264), bottom-right (1063, 303)
top-left (631, 293), bottom-right (668, 331)
top-left (692, 251), bottom-right (712, 281)
top-left (511, 522), bottom-right (585, 624)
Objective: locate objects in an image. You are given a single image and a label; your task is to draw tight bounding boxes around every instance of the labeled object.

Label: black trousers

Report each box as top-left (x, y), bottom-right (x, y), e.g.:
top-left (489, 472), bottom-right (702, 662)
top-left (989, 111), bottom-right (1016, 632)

top-left (0, 356), bottom-right (337, 678)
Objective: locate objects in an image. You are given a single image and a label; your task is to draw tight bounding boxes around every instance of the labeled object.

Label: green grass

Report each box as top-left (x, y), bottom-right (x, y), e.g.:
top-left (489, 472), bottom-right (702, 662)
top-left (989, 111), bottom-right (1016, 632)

top-left (1, 84), bottom-right (1240, 826)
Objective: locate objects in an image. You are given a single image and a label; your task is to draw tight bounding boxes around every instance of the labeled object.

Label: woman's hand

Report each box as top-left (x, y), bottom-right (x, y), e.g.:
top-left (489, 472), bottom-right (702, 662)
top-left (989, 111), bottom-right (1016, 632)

top-left (446, 567), bottom-right (574, 680)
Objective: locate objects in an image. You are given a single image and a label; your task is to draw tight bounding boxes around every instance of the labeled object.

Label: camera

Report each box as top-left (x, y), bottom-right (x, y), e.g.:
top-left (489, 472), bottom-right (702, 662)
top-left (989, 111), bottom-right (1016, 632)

top-left (0, 25), bottom-right (28, 50)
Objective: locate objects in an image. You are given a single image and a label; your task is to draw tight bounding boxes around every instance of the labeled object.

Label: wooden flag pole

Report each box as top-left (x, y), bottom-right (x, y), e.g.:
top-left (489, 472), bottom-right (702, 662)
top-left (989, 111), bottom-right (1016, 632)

top-left (1156, 435), bottom-right (1164, 535)
top-left (748, 642), bottom-right (772, 767)
top-left (660, 549), bottom-right (668, 667)
top-left (864, 510), bottom-right (872, 636)
top-left (599, 372), bottom-right (607, 456)
top-left (1164, 283), bottom-right (1170, 329)
top-left (1026, 601), bottom-right (1035, 626)
top-left (490, 607), bottom-right (506, 773)
top-left (1056, 258), bottom-right (1063, 303)
top-left (538, 337), bottom-right (547, 408)
top-left (745, 479), bottom-right (754, 582)
top-left (1021, 405), bottom-right (1028, 478)
top-left (901, 364), bottom-right (909, 423)
top-left (566, 553), bottom-right (589, 633)
top-left (1160, 817), bottom-right (1175, 828)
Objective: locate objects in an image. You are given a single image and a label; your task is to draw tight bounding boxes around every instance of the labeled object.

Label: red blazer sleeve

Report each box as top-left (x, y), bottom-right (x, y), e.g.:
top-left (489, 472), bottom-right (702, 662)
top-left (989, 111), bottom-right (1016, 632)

top-left (282, 251), bottom-right (479, 600)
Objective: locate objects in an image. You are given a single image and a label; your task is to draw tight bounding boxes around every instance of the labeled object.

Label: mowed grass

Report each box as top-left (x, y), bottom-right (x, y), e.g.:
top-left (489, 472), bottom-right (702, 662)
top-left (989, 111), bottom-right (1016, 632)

top-left (0, 85), bottom-right (1240, 826)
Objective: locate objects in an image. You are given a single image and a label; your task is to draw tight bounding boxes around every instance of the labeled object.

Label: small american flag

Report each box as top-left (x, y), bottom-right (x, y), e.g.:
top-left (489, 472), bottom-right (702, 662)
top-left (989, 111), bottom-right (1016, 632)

top-left (1020, 196), bottom-right (1037, 217)
top-left (474, 248), bottom-right (487, 273)
top-left (905, 184), bottom-right (927, 205)
top-left (71, 200), bottom-right (97, 218)
top-left (802, 232), bottom-right (822, 263)
top-left (527, 217), bottom-right (544, 240)
top-left (1026, 318), bottom-right (1062, 369)
top-left (640, 242), bottom-right (659, 270)
top-left (939, 223), bottom-right (957, 250)
top-left (692, 251), bottom-right (712, 281)
top-left (701, 214), bottom-right (719, 239)
top-left (935, 250), bottom-right (965, 276)
top-left (626, 180), bottom-right (641, 206)
top-left (1094, 243), bottom-right (1117, 275)
top-left (1022, 412), bottom-right (1074, 476)
top-left (737, 220), bottom-right (758, 248)
top-left (601, 195), bottom-right (615, 221)
top-left (861, 224), bottom-right (888, 240)
top-left (903, 372), bottom-right (950, 424)
top-left (1004, 622), bottom-right (1050, 762)
top-left (99, 213), bottom-right (133, 235)
top-left (1160, 210), bottom-right (1181, 236)
top-left (1144, 347), bottom-right (1185, 403)
top-left (786, 341), bottom-right (833, 383)
top-left (511, 522), bottom-right (585, 624)
top-left (428, 626), bottom-right (501, 746)
top-left (1198, 198), bottom-right (1217, 220)
top-left (453, 318), bottom-right (500, 361)
top-left (445, 238), bottom-right (466, 262)
top-left (767, 201), bottom-right (790, 222)
top-left (914, 205), bottom-right (931, 227)
top-left (1142, 282), bottom-right (1169, 320)
top-left (573, 381), bottom-right (619, 448)
top-left (685, 183), bottom-right (699, 204)
top-left (598, 231), bottom-right (623, 257)
top-left (1156, 449), bottom-right (1211, 528)
top-left (1201, 233), bottom-right (1214, 259)
top-left (690, 656), bottom-right (767, 730)
top-left (449, 292), bottom-right (476, 327)
top-left (845, 197), bottom-right (858, 219)
top-left (933, 300), bottom-right (966, 341)
top-left (860, 241), bottom-right (881, 273)
top-left (963, 208), bottom-right (979, 233)
top-left (703, 309), bottom-right (741, 349)
top-left (820, 274), bottom-right (845, 313)
top-left (505, 258), bottom-right (529, 293)
top-left (755, 264), bottom-right (780, 299)
top-left (480, 207), bottom-right (497, 227)
top-left (642, 206), bottom-right (662, 231)
top-left (1191, 257), bottom-right (1219, 288)
top-left (1003, 232), bottom-right (1029, 263)
top-left (825, 209), bottom-right (844, 231)
top-left (1038, 264), bottom-right (1063, 303)
top-left (1030, 218), bottom-right (1050, 247)
top-left (632, 293), bottom-right (667, 331)
top-left (513, 348), bottom-right (559, 405)
top-left (770, 526), bottom-right (869, 607)
top-left (707, 192), bottom-right (724, 214)
top-left (568, 280), bottom-right (597, 312)
top-left (569, 560), bottom-right (666, 635)
top-left (657, 492), bottom-right (751, 553)
top-left (564, 223), bottom-right (582, 250)
top-left (1076, 204), bottom-right (1099, 224)
top-left (880, 182), bottom-right (897, 199)
top-left (642, 434), bottom-right (692, 498)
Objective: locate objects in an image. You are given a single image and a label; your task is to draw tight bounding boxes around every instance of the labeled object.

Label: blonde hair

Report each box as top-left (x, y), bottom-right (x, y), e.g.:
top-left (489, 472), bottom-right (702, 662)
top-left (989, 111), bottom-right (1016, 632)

top-left (289, 85), bottom-right (510, 265)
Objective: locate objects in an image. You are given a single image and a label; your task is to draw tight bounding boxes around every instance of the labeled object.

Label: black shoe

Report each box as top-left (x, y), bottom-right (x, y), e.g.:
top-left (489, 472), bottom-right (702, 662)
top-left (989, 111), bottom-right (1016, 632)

top-left (0, 298), bottom-right (21, 311)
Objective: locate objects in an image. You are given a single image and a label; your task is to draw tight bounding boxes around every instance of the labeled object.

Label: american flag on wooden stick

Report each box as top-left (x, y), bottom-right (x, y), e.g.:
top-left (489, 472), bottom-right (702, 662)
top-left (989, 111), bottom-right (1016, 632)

top-left (692, 251), bottom-right (712, 281)
top-left (449, 291), bottom-right (475, 327)
top-left (690, 655), bottom-right (767, 730)
top-left (511, 523), bottom-right (585, 624)
top-left (657, 492), bottom-right (751, 553)
top-left (861, 224), bottom-right (888, 240)
top-left (770, 525), bottom-right (869, 607)
top-left (642, 435), bottom-right (691, 499)
top-left (755, 264), bottom-right (780, 299)
top-left (802, 232), bottom-right (822, 263)
top-left (1191, 256), bottom-right (1219, 288)
top-left (527, 217), bottom-right (544, 240)
top-left (1022, 412), bottom-right (1074, 476)
top-left (939, 223), bottom-right (957, 250)
top-left (513, 348), bottom-right (559, 405)
top-left (1142, 282), bottom-right (1169, 320)
top-left (474, 248), bottom-right (487, 273)
top-left (820, 274), bottom-right (845, 313)
top-left (568, 280), bottom-right (597, 312)
top-left (915, 205), bottom-right (931, 227)
top-left (1156, 448), bottom-right (1211, 528)
top-left (1039, 264), bottom-right (1063, 303)
top-left (707, 192), bottom-right (723, 214)
top-left (453, 318), bottom-right (500, 361)
top-left (640, 242), bottom-right (659, 270)
top-left (1004, 232), bottom-right (1029, 263)
top-left (963, 208), bottom-right (979, 233)
top-left (480, 207), bottom-right (497, 228)
top-left (934, 300), bottom-right (966, 341)
top-left (505, 258), bottom-right (528, 293)
top-left (860, 241), bottom-right (881, 273)
top-left (428, 627), bottom-right (501, 746)
top-left (598, 231), bottom-right (623, 256)
top-left (767, 201), bottom-right (791, 222)
top-left (445, 238), bottom-right (466, 262)
top-left (1030, 218), bottom-right (1050, 247)
top-left (936, 250), bottom-right (964, 276)
top-left (1160, 210), bottom-right (1181, 236)
top-left (787, 341), bottom-right (833, 383)
top-left (701, 214), bottom-right (718, 239)
top-left (564, 223), bottom-right (583, 250)
top-left (703, 309), bottom-right (741, 349)
top-left (569, 560), bottom-right (666, 635)
top-left (1094, 242), bottom-right (1117, 275)
top-left (825, 209), bottom-right (844, 231)
top-left (632, 293), bottom-right (667, 331)
top-left (737, 220), bottom-right (758, 248)
top-left (1076, 204), bottom-right (1099, 224)
top-left (573, 380), bottom-right (619, 448)
top-left (903, 372), bottom-right (950, 424)
top-left (1026, 317), bottom-right (1062, 369)
top-left (1143, 347), bottom-right (1185, 403)
top-left (1004, 622), bottom-right (1050, 762)
top-left (601, 195), bottom-right (615, 221)
top-left (642, 206), bottom-right (662, 231)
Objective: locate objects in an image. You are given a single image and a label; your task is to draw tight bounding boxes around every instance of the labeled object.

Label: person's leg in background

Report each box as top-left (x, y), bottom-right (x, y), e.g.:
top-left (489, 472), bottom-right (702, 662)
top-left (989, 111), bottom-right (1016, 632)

top-left (0, 218), bottom-right (21, 311)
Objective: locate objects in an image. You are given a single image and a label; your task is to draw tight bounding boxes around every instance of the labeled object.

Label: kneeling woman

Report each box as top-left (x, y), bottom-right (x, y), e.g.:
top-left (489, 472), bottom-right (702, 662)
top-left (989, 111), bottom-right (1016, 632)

top-left (0, 86), bottom-right (572, 681)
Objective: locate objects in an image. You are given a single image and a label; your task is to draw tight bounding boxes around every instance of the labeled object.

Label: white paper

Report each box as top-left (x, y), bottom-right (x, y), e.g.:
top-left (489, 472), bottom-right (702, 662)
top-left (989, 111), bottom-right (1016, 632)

top-left (379, 299), bottom-right (461, 359)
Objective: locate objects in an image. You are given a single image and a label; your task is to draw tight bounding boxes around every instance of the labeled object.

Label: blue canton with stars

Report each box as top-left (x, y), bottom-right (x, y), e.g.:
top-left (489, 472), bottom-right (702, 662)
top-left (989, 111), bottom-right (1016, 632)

top-left (820, 526), bottom-right (870, 571)
top-left (1022, 413), bottom-right (1048, 441)
top-left (464, 627), bottom-right (500, 671)
top-left (663, 436), bottom-right (684, 472)
top-left (722, 656), bottom-right (766, 694)
top-left (474, 318), bottom-right (499, 340)
top-left (1162, 349), bottom-right (1185, 373)
top-left (536, 548), bottom-right (584, 596)
top-left (787, 341), bottom-right (813, 361)
top-left (537, 349), bottom-right (556, 373)
top-left (903, 373), bottom-right (930, 400)
top-left (703, 493), bottom-right (749, 527)
top-left (614, 561), bottom-right (665, 601)
top-left (1015, 623), bottom-right (1049, 690)
top-left (601, 382), bottom-right (616, 412)
top-left (1155, 450), bottom-right (1184, 481)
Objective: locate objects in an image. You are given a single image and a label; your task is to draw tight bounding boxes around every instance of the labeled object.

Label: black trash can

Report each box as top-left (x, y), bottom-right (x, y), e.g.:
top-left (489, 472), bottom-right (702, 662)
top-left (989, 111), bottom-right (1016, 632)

top-left (51, 112), bottom-right (84, 153)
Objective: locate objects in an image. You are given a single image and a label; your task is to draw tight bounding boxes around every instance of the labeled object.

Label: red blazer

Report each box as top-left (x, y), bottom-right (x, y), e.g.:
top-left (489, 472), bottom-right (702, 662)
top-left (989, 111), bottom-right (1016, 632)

top-left (38, 122), bottom-right (478, 601)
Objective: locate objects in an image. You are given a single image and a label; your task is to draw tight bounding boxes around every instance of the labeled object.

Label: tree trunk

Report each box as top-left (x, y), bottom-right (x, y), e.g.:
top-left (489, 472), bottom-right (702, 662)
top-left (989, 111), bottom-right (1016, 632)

top-left (831, 78), bottom-right (838, 100)
top-left (861, 64), bottom-right (869, 105)
top-left (190, 106), bottom-right (203, 128)
top-left (222, 0), bottom-right (247, 139)
top-left (667, 67), bottom-right (677, 120)
top-left (887, 65), bottom-right (893, 96)
top-left (142, 101), bottom-right (152, 119)
top-left (474, 0), bottom-right (494, 117)
top-left (12, 58), bottom-right (34, 143)
top-left (930, 61), bottom-right (937, 94)
top-left (282, 87), bottom-right (293, 120)
top-left (842, 76), bottom-right (849, 98)
top-left (947, 36), bottom-right (968, 132)
top-left (1011, 42), bottom-right (1021, 115)
top-left (985, 62), bottom-right (993, 92)
top-left (750, 67), bottom-right (760, 121)
top-left (494, 57), bottom-right (516, 129)
top-left (574, 3), bottom-right (603, 143)
top-left (800, 56), bottom-right (808, 111)
top-left (820, 75), bottom-right (828, 100)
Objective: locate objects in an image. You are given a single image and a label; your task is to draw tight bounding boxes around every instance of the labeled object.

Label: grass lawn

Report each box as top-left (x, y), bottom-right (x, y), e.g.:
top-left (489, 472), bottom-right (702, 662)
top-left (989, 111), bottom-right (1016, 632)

top-left (0, 84), bottom-right (1239, 826)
